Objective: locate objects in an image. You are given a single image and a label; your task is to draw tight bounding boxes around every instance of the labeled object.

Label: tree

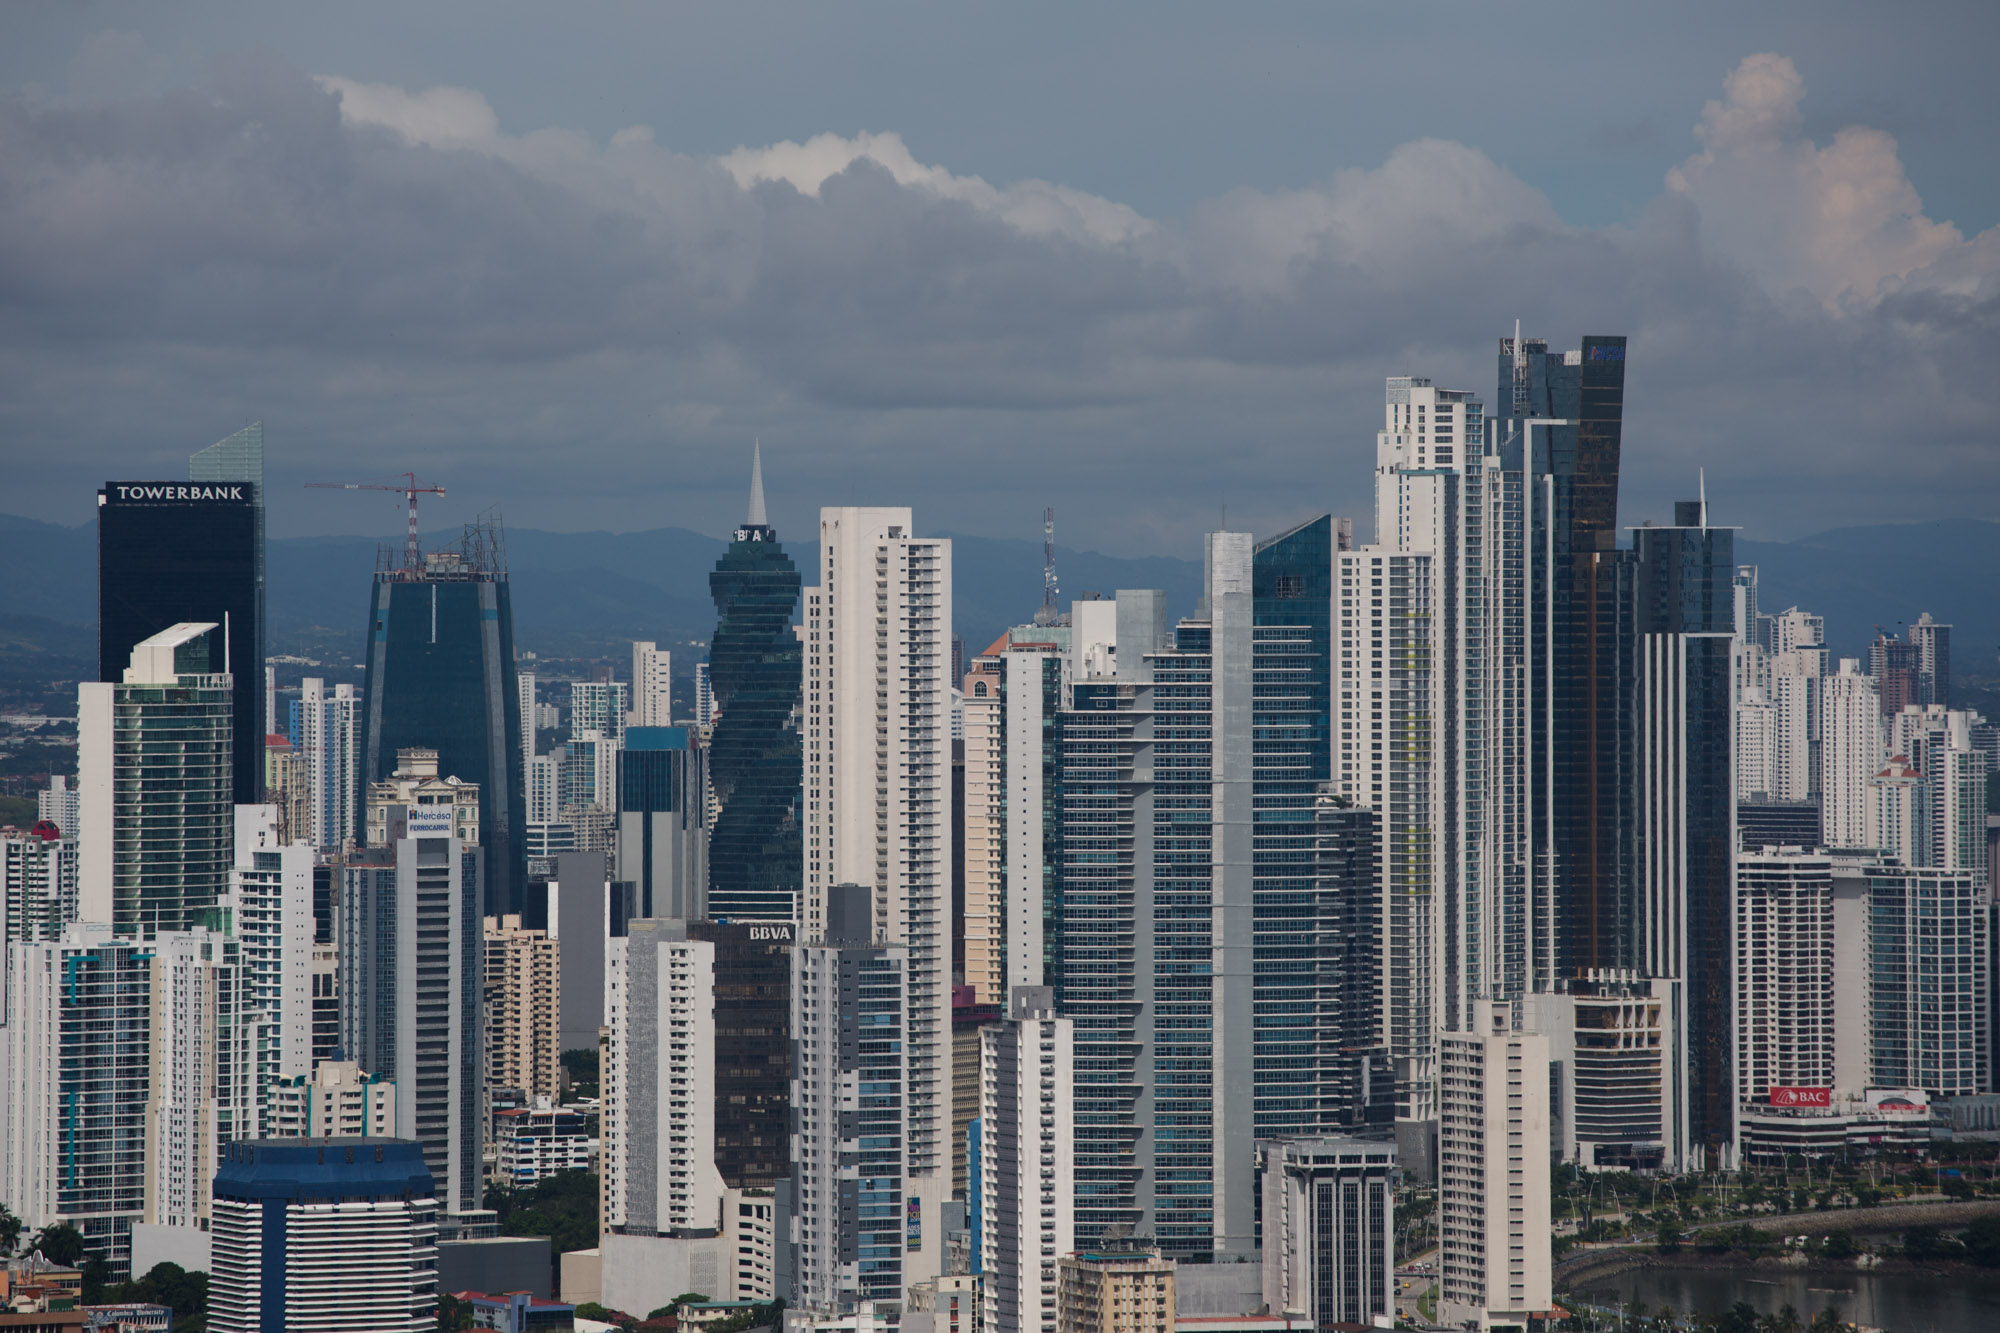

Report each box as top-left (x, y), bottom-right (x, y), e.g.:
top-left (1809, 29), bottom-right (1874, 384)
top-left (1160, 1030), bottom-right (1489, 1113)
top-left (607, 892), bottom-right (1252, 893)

top-left (1963, 1214), bottom-right (2000, 1267)
top-left (1903, 1225), bottom-right (1945, 1261)
top-left (1717, 1301), bottom-right (1761, 1333)
top-left (29, 1223), bottom-right (84, 1266)
top-left (0, 1203), bottom-right (21, 1257)
top-left (1656, 1217), bottom-right (1684, 1254)
top-left (1821, 1229), bottom-right (1856, 1260)
top-left (1808, 1307), bottom-right (1846, 1333)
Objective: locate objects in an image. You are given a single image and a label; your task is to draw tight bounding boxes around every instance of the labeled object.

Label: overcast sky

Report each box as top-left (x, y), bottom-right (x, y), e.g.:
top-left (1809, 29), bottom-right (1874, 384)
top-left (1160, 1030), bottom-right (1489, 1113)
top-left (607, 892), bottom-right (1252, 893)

top-left (3, 2), bottom-right (1997, 554)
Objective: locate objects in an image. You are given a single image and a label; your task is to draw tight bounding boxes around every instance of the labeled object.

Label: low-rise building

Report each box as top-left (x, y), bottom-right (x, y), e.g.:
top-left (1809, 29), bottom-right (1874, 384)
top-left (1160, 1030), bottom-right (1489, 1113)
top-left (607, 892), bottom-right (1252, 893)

top-left (1056, 1250), bottom-right (1174, 1333)
top-left (493, 1104), bottom-right (592, 1185)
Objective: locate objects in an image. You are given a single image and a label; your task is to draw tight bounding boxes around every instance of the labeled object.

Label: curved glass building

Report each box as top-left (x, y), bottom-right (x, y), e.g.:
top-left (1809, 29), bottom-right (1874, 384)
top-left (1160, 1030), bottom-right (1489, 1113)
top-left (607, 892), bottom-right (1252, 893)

top-left (705, 448), bottom-right (803, 921)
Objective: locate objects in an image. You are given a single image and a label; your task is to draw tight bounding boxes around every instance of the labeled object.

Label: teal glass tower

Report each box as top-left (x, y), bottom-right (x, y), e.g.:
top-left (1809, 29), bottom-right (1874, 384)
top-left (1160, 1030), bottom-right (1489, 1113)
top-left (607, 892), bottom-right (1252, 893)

top-left (705, 447), bottom-right (803, 921)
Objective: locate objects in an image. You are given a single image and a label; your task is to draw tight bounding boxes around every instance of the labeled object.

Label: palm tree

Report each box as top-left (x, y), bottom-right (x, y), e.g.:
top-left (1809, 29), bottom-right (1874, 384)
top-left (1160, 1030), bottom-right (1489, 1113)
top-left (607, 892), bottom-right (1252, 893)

top-left (0, 1203), bottom-right (22, 1258)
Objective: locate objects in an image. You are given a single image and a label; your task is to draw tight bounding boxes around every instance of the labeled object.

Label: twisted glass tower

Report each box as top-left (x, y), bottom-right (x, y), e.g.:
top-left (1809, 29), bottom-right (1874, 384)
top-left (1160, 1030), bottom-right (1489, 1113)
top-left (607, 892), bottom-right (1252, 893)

top-left (706, 447), bottom-right (803, 920)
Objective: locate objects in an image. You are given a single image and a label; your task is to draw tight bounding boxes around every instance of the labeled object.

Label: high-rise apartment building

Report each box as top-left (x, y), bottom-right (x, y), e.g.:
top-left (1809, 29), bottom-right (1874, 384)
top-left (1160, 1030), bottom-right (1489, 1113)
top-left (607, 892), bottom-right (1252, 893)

top-left (484, 914), bottom-right (562, 1105)
top-left (297, 677), bottom-right (361, 850)
top-left (979, 986), bottom-right (1074, 1333)
top-left (602, 917), bottom-right (721, 1236)
top-left (1911, 612), bottom-right (1951, 708)
top-left (0, 924), bottom-right (154, 1272)
top-left (573, 679), bottom-right (631, 746)
top-left (1438, 1002), bottom-right (1552, 1333)
top-left (632, 642), bottom-right (673, 728)
top-left (802, 506), bottom-right (953, 1287)
top-left (1734, 851), bottom-right (1835, 1107)
top-left (144, 924), bottom-right (247, 1236)
top-left (1871, 632), bottom-right (1921, 720)
top-left (1, 827), bottom-right (76, 1010)
top-left (706, 449), bottom-right (804, 921)
top-left (339, 824), bottom-right (485, 1214)
top-left (614, 727), bottom-right (707, 922)
top-left (1257, 1137), bottom-right (1395, 1331)
top-left (207, 1137), bottom-right (438, 1333)
top-left (77, 622), bottom-right (233, 933)
top-left (961, 652), bottom-right (1006, 1006)
top-left (518, 670), bottom-right (538, 766)
top-left (1056, 526), bottom-right (1357, 1258)
top-left (359, 530), bottom-right (526, 915)
top-left (1821, 662), bottom-right (1884, 850)
top-left (694, 659), bottom-right (716, 728)
top-left (791, 885), bottom-right (909, 1313)
top-left (1523, 973), bottom-right (1680, 1171)
top-left (99, 424), bottom-right (265, 805)
top-left (1859, 863), bottom-right (1990, 1096)
top-left (38, 774), bottom-right (81, 840)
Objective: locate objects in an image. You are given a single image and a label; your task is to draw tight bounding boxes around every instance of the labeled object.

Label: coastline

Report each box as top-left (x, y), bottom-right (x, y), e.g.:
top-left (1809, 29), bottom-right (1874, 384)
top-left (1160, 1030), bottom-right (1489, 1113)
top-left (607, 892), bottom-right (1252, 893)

top-left (1557, 1246), bottom-right (1992, 1289)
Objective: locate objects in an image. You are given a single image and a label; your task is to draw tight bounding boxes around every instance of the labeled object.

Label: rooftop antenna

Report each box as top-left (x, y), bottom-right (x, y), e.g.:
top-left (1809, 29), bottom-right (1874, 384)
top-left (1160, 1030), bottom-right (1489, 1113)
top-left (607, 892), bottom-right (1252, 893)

top-left (1034, 507), bottom-right (1059, 627)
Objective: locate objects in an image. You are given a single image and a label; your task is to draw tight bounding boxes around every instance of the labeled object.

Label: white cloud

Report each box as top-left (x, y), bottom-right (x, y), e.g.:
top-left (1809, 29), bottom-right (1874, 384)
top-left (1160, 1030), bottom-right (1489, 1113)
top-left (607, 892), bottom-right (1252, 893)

top-left (1666, 53), bottom-right (1981, 309)
top-left (315, 74), bottom-right (500, 146)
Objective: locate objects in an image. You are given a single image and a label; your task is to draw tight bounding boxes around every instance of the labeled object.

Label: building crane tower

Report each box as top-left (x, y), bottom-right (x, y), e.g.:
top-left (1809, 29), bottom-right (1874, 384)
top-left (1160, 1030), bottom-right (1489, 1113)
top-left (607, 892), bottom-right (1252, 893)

top-left (305, 473), bottom-right (446, 572)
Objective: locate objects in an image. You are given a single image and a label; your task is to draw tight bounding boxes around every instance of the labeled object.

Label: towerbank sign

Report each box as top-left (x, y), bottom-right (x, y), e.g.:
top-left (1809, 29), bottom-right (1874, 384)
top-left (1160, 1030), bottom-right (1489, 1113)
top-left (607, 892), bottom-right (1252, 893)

top-left (104, 483), bottom-right (249, 503)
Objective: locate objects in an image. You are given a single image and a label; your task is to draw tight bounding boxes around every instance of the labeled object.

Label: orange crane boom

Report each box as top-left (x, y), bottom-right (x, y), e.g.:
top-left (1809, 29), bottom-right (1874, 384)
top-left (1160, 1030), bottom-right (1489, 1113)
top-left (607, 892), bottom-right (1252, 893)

top-left (306, 472), bottom-right (446, 571)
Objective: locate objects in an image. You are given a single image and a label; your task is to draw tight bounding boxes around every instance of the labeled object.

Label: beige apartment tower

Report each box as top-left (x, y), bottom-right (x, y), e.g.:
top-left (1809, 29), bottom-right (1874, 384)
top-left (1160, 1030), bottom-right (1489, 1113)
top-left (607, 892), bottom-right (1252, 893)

top-left (1055, 1249), bottom-right (1174, 1333)
top-left (485, 914), bottom-right (562, 1105)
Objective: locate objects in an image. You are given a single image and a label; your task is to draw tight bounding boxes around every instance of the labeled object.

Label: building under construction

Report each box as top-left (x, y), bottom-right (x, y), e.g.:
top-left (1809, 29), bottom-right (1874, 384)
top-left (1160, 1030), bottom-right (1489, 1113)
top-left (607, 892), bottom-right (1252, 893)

top-left (357, 516), bottom-right (527, 915)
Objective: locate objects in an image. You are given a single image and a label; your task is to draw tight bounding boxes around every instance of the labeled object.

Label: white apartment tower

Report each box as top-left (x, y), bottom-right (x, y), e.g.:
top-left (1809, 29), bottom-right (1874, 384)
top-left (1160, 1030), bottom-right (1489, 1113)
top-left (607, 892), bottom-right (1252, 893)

top-left (297, 677), bottom-right (360, 850)
top-left (1734, 851), bottom-right (1835, 1105)
top-left (602, 918), bottom-right (722, 1236)
top-left (632, 641), bottom-right (673, 727)
top-left (980, 986), bottom-right (1075, 1333)
top-left (1438, 1002), bottom-right (1552, 1333)
top-left (518, 670), bottom-right (538, 764)
top-left (801, 506), bottom-right (953, 1291)
top-left (1820, 661), bottom-right (1882, 849)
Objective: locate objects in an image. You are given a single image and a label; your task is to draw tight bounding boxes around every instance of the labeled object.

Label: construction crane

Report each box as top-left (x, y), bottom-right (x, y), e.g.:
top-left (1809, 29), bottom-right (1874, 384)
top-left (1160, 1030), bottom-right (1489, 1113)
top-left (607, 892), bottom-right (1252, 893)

top-left (306, 473), bottom-right (446, 572)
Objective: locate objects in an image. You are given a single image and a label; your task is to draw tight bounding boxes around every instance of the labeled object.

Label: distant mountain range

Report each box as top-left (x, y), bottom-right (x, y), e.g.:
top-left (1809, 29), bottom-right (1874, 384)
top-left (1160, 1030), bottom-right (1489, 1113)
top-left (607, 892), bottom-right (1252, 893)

top-left (1, 510), bottom-right (1992, 676)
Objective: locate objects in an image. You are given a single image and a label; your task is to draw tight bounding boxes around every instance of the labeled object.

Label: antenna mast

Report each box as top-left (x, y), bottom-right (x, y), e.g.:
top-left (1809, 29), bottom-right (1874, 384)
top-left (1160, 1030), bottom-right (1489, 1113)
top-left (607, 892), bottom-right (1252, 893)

top-left (1035, 507), bottom-right (1059, 627)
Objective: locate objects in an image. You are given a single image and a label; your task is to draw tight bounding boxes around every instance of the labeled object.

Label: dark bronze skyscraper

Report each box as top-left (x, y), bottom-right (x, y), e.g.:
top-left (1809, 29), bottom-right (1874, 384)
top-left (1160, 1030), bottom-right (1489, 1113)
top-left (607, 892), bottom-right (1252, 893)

top-left (706, 447), bottom-right (804, 921)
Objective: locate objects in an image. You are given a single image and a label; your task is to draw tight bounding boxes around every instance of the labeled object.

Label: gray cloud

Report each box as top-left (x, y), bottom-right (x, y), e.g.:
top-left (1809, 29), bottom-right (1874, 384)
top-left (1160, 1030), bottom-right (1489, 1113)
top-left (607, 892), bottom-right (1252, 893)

top-left (1, 48), bottom-right (1995, 555)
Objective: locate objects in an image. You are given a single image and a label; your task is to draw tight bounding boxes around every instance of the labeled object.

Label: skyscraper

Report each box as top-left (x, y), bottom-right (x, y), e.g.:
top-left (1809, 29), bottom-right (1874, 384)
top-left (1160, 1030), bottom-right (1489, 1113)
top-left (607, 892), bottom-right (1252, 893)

top-left (1633, 493), bottom-right (1737, 1167)
top-left (1495, 332), bottom-right (1639, 980)
top-left (1821, 661), bottom-right (1883, 849)
top-left (979, 986), bottom-right (1075, 1333)
top-left (484, 914), bottom-right (562, 1106)
top-left (1734, 851), bottom-right (1835, 1107)
top-left (77, 622), bottom-right (233, 933)
top-left (614, 727), bottom-right (707, 922)
top-left (0, 924), bottom-right (154, 1272)
top-left (358, 527), bottom-right (526, 915)
top-left (802, 506), bottom-right (953, 1287)
top-left (1911, 612), bottom-right (1951, 707)
top-left (632, 641), bottom-right (673, 727)
top-left (99, 423), bottom-right (265, 805)
top-left (297, 677), bottom-right (360, 851)
top-left (338, 804), bottom-right (485, 1214)
top-left (1860, 863), bottom-right (1990, 1096)
top-left (790, 885), bottom-right (909, 1313)
top-left (707, 447), bottom-right (804, 921)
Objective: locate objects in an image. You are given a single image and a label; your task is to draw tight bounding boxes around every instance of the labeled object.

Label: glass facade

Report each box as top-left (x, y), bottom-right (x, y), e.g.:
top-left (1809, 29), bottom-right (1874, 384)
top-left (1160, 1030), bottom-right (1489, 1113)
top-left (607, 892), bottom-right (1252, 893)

top-left (98, 481), bottom-right (263, 804)
top-left (688, 920), bottom-right (793, 1191)
top-left (706, 517), bottom-right (804, 921)
top-left (110, 668), bottom-right (234, 935)
top-left (358, 559), bottom-right (525, 915)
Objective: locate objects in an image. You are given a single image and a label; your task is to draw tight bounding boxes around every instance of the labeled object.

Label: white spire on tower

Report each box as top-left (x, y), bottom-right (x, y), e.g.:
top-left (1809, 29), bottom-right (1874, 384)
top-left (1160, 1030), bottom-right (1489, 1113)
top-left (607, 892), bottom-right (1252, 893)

top-left (747, 440), bottom-right (768, 528)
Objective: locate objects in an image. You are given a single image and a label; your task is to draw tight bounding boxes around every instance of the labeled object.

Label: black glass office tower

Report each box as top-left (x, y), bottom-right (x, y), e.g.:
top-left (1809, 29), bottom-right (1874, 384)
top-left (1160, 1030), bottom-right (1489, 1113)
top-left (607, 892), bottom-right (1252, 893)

top-left (687, 918), bottom-right (793, 1192)
top-left (1496, 333), bottom-right (1638, 978)
top-left (358, 530), bottom-right (525, 916)
top-left (705, 449), bottom-right (803, 921)
top-left (98, 428), bottom-right (265, 805)
top-left (1634, 496), bottom-right (1736, 1166)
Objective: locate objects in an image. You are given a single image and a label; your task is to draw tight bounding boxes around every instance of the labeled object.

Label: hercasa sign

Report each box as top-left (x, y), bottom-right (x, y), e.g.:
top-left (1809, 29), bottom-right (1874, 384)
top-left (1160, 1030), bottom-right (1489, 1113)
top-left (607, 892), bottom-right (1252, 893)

top-left (1768, 1086), bottom-right (1832, 1108)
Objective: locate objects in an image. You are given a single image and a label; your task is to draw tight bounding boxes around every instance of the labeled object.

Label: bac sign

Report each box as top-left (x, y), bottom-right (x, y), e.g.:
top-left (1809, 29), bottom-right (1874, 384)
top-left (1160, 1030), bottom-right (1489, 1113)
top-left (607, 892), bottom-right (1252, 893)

top-left (1769, 1086), bottom-right (1831, 1108)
